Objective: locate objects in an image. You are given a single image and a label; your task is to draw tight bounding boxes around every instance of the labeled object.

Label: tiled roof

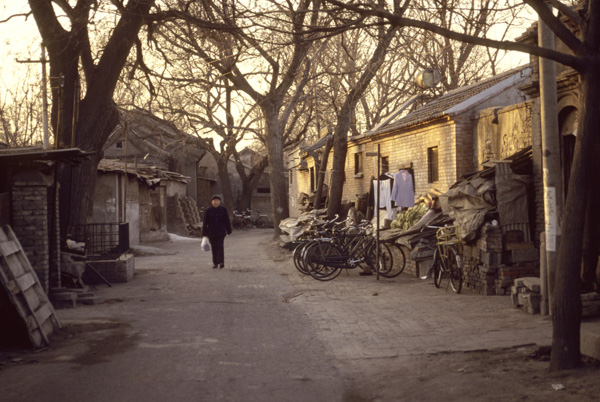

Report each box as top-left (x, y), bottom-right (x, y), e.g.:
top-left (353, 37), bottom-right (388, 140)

top-left (363, 65), bottom-right (530, 137)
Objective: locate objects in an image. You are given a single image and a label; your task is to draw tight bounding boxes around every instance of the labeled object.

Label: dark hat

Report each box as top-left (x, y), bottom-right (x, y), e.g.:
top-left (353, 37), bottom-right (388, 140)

top-left (211, 195), bottom-right (221, 201)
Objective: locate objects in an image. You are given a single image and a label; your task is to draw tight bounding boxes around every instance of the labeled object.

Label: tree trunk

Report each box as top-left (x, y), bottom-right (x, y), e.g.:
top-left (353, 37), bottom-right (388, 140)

top-left (326, 109), bottom-right (352, 219)
top-left (550, 70), bottom-right (600, 370)
top-left (59, 99), bottom-right (121, 234)
top-left (314, 135), bottom-right (333, 210)
top-left (216, 155), bottom-right (235, 220)
top-left (264, 104), bottom-right (289, 238)
top-left (550, 0), bottom-right (600, 370)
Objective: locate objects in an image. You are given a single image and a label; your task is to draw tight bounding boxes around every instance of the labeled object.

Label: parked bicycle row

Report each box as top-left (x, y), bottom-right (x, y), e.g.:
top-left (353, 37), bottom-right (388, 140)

top-left (282, 212), bottom-right (464, 293)
top-left (290, 215), bottom-right (406, 281)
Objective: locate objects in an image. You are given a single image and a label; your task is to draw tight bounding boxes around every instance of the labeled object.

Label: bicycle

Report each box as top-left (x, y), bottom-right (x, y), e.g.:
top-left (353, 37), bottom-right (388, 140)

top-left (292, 215), bottom-right (345, 275)
top-left (246, 209), bottom-right (271, 228)
top-left (423, 225), bottom-right (463, 293)
top-left (302, 221), bottom-right (400, 281)
top-left (232, 210), bottom-right (252, 230)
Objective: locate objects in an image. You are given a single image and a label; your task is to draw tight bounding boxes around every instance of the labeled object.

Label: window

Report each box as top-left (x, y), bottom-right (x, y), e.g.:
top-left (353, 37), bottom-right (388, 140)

top-left (381, 156), bottom-right (389, 174)
top-left (257, 187), bottom-right (270, 194)
top-left (310, 167), bottom-right (315, 193)
top-left (427, 146), bottom-right (439, 183)
top-left (116, 141), bottom-right (123, 149)
top-left (354, 153), bottom-right (363, 175)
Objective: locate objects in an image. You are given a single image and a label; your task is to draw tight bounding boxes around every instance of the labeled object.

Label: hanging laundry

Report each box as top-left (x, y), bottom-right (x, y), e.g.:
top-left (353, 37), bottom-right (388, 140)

top-left (391, 170), bottom-right (415, 208)
top-left (373, 179), bottom-right (393, 220)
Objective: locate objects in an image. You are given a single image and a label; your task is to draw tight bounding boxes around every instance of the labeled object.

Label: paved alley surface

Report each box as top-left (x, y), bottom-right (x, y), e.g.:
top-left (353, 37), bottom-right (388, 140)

top-left (0, 229), bottom-right (574, 401)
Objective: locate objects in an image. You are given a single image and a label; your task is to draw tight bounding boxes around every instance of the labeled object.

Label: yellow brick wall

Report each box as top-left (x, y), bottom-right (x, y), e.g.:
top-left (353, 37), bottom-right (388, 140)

top-left (342, 119), bottom-right (462, 204)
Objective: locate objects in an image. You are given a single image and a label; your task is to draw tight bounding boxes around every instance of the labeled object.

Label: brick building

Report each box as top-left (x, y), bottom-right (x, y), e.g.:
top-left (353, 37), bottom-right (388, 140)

top-left (0, 147), bottom-right (90, 293)
top-left (288, 66), bottom-right (531, 218)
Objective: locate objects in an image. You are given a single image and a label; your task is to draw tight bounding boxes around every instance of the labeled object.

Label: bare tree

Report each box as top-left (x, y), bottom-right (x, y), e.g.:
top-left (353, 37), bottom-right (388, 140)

top-left (0, 64), bottom-right (43, 147)
top-left (327, 0), bottom-right (600, 371)
top-left (26, 0), bottom-right (155, 235)
top-left (317, 1), bottom-right (400, 218)
top-left (150, 0), bottom-right (320, 237)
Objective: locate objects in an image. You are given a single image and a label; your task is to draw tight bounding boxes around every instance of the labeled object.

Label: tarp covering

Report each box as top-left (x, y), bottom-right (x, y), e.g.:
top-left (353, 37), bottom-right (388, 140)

top-left (439, 175), bottom-right (496, 241)
top-left (494, 162), bottom-right (530, 226)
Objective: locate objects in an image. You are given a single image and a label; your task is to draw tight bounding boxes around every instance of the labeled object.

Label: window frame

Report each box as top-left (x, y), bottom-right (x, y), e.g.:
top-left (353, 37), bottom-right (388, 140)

top-left (427, 146), bottom-right (439, 183)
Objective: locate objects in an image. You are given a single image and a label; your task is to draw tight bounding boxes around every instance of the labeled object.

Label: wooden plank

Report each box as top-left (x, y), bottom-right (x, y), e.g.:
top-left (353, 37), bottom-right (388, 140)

top-left (6, 279), bottom-right (19, 295)
top-left (15, 272), bottom-right (36, 292)
top-left (33, 303), bottom-right (53, 327)
top-left (4, 253), bottom-right (26, 278)
top-left (0, 226), bottom-right (9, 242)
top-left (0, 240), bottom-right (20, 257)
top-left (22, 287), bottom-right (42, 312)
top-left (0, 225), bottom-right (58, 346)
top-left (3, 226), bottom-right (35, 276)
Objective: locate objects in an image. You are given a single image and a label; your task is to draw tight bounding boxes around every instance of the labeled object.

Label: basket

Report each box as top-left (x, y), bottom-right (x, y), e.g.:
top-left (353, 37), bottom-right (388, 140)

top-left (435, 225), bottom-right (460, 245)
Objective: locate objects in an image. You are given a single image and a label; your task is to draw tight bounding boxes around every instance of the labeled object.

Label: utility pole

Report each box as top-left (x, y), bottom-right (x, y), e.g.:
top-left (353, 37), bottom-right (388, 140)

top-left (17, 42), bottom-right (49, 149)
top-left (538, 7), bottom-right (562, 316)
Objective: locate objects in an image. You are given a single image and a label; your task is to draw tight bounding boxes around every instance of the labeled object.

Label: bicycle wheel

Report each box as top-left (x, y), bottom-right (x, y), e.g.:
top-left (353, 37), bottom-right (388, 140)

top-left (447, 246), bottom-right (463, 293)
top-left (366, 242), bottom-right (394, 277)
top-left (303, 241), bottom-right (343, 281)
top-left (256, 216), bottom-right (270, 228)
top-left (293, 241), bottom-right (310, 275)
top-left (381, 244), bottom-right (406, 278)
top-left (242, 218), bottom-right (251, 230)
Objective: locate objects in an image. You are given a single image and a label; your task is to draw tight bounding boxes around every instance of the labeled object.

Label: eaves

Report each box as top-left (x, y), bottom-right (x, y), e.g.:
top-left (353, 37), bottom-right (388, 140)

top-left (351, 114), bottom-right (454, 145)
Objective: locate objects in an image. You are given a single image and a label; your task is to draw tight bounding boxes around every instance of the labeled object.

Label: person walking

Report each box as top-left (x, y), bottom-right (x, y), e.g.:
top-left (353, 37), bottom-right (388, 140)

top-left (202, 195), bottom-right (232, 269)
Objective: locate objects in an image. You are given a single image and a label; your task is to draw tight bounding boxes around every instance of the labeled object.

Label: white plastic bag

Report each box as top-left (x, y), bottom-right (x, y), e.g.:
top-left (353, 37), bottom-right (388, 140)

top-left (201, 236), bottom-right (210, 251)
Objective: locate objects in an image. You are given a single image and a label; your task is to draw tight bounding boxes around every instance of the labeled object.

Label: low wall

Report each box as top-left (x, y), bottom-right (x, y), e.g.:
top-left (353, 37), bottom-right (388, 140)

top-left (82, 254), bottom-right (135, 285)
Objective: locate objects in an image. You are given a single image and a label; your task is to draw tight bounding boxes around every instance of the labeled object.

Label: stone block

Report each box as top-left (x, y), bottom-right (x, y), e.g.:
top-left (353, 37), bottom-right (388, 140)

top-left (521, 277), bottom-right (541, 292)
top-left (50, 292), bottom-right (77, 308)
top-left (522, 293), bottom-right (541, 314)
top-left (514, 277), bottom-right (525, 287)
top-left (511, 291), bottom-right (519, 306)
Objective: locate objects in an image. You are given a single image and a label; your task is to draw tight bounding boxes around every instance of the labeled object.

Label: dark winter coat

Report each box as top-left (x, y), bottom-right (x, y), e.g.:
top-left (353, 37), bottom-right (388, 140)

top-left (202, 206), bottom-right (232, 238)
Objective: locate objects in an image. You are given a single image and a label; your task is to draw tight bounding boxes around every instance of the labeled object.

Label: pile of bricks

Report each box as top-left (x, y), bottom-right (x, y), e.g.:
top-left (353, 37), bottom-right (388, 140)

top-left (460, 224), bottom-right (503, 294)
top-left (511, 277), bottom-right (541, 314)
top-left (460, 223), bottom-right (541, 295)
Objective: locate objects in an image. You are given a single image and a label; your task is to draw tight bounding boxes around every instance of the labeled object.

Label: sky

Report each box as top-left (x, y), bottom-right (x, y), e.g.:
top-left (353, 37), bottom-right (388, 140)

top-left (0, 2), bottom-right (41, 82)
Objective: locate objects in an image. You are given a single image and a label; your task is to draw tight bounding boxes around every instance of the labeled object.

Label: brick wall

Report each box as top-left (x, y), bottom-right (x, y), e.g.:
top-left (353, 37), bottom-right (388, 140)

top-left (11, 173), bottom-right (50, 293)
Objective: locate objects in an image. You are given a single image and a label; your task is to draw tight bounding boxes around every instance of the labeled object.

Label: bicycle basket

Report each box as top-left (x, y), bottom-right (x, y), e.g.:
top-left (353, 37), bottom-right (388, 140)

top-left (435, 225), bottom-right (460, 245)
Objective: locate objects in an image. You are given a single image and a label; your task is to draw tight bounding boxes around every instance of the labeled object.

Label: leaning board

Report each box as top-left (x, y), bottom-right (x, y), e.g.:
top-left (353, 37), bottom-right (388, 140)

top-left (0, 225), bottom-right (61, 347)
